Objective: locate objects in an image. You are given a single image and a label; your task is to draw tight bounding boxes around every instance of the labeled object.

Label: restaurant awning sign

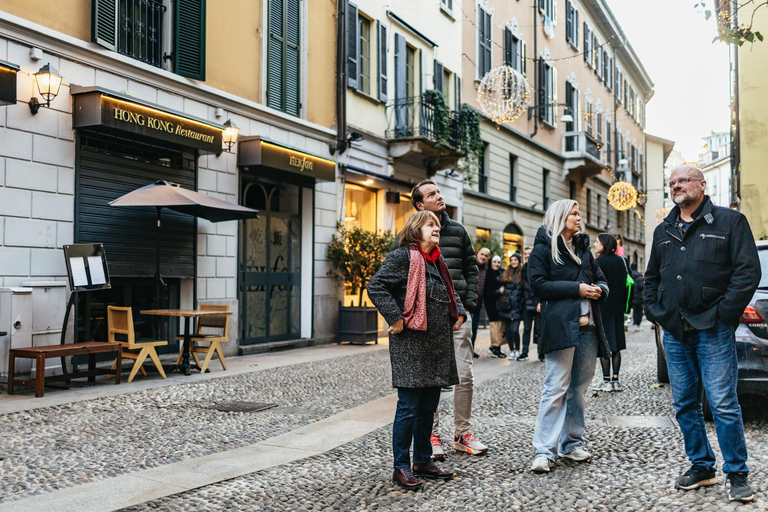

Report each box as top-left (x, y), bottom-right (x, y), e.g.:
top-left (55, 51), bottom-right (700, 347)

top-left (238, 136), bottom-right (336, 182)
top-left (0, 60), bottom-right (19, 107)
top-left (72, 87), bottom-right (223, 153)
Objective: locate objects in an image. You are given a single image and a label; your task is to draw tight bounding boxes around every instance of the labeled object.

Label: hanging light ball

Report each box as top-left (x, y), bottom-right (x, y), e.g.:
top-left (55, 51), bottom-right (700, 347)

top-left (607, 180), bottom-right (638, 211)
top-left (655, 207), bottom-right (670, 224)
top-left (477, 65), bottom-right (531, 124)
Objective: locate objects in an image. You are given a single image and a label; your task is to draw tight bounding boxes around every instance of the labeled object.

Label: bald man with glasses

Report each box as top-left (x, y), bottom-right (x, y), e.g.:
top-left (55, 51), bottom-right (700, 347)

top-left (644, 165), bottom-right (760, 502)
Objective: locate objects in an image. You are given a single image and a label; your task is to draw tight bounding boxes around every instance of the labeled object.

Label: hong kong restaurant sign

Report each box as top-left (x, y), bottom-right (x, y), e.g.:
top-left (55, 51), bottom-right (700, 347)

top-left (238, 136), bottom-right (336, 182)
top-left (72, 87), bottom-right (222, 153)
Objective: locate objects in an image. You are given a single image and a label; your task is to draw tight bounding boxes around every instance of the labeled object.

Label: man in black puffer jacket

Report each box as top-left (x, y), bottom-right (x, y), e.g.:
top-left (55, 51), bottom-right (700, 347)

top-left (395, 179), bottom-right (485, 459)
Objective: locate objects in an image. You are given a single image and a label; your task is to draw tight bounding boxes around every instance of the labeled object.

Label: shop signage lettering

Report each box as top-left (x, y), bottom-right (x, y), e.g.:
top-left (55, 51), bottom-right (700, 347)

top-left (113, 107), bottom-right (215, 144)
top-left (238, 137), bottom-right (336, 182)
top-left (289, 155), bottom-right (313, 172)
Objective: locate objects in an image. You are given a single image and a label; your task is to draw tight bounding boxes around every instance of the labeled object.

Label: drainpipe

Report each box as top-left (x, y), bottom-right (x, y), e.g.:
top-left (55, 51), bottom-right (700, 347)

top-left (335, 0), bottom-right (348, 154)
top-left (613, 45), bottom-right (618, 177)
top-left (530, 0), bottom-right (539, 138)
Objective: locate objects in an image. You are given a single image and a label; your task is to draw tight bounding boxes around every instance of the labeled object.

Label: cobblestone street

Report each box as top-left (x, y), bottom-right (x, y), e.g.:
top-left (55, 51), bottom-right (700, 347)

top-left (3, 326), bottom-right (768, 511)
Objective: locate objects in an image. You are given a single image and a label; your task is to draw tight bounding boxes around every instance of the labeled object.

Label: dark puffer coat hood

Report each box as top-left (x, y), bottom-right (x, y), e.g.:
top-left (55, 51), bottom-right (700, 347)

top-left (528, 226), bottom-right (611, 357)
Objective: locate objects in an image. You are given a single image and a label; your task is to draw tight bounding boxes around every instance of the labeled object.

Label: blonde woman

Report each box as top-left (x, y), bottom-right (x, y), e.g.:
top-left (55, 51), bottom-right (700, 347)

top-left (527, 200), bottom-right (611, 473)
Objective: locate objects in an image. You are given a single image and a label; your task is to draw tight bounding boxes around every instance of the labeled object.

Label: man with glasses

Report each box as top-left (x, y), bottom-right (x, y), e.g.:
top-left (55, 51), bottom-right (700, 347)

top-left (644, 164), bottom-right (760, 502)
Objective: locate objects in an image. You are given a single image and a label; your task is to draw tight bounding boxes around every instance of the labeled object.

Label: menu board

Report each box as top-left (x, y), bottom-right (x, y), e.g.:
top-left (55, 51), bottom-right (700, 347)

top-left (63, 244), bottom-right (112, 291)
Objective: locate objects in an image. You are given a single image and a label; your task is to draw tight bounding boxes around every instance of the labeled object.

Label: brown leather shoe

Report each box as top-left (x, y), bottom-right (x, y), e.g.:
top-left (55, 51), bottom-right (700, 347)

top-left (392, 468), bottom-right (422, 490)
top-left (412, 461), bottom-right (454, 480)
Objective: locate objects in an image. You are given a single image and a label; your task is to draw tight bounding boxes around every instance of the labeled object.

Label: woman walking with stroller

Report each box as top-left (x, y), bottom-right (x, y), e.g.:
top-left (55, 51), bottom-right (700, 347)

top-left (527, 200), bottom-right (611, 473)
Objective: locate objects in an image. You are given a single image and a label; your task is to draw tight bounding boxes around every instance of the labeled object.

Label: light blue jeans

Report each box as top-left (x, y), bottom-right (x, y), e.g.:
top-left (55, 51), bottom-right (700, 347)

top-left (532, 331), bottom-right (598, 461)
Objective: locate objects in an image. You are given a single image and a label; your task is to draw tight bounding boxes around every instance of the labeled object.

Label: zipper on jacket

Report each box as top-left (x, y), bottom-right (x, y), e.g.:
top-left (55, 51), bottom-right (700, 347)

top-left (657, 240), bottom-right (670, 247)
top-left (664, 229), bottom-right (683, 243)
top-left (700, 233), bottom-right (725, 240)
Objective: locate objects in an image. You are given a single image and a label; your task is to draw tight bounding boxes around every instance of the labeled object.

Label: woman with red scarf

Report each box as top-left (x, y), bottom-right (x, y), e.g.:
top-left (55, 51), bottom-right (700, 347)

top-left (367, 210), bottom-right (466, 490)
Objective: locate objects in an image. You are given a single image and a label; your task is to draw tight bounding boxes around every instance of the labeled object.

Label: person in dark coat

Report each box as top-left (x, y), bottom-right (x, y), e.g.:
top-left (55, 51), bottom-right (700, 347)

top-left (522, 247), bottom-right (543, 361)
top-left (629, 262), bottom-right (644, 331)
top-left (367, 210), bottom-right (464, 490)
top-left (527, 200), bottom-right (611, 473)
top-left (498, 252), bottom-right (525, 359)
top-left (484, 255), bottom-right (506, 358)
top-left (594, 233), bottom-right (629, 392)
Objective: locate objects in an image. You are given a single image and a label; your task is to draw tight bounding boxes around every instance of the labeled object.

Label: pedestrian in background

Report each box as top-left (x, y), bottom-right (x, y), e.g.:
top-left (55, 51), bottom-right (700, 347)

top-left (644, 164), bottom-right (760, 503)
top-left (521, 247), bottom-right (543, 362)
top-left (499, 252), bottom-right (525, 359)
top-left (629, 262), bottom-right (644, 332)
top-left (527, 200), bottom-right (611, 473)
top-left (471, 247), bottom-right (491, 358)
top-left (367, 210), bottom-right (463, 490)
top-left (594, 233), bottom-right (629, 392)
top-left (485, 255), bottom-right (507, 358)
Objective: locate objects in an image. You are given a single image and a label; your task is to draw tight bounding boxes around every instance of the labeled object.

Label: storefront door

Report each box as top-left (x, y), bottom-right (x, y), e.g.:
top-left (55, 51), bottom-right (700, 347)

top-left (240, 181), bottom-right (302, 344)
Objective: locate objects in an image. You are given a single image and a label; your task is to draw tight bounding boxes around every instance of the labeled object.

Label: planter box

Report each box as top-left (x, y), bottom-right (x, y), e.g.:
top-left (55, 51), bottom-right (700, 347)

top-left (337, 302), bottom-right (379, 344)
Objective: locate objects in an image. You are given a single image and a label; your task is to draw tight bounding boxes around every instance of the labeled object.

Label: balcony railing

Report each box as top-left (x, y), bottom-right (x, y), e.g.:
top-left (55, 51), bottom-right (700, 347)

top-left (118, 0), bottom-right (166, 68)
top-left (563, 131), bottom-right (601, 161)
top-left (385, 94), bottom-right (463, 151)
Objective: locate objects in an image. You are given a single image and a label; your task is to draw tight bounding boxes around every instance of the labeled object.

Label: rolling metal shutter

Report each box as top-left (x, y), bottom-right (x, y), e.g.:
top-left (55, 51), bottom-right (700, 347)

top-left (76, 129), bottom-right (196, 278)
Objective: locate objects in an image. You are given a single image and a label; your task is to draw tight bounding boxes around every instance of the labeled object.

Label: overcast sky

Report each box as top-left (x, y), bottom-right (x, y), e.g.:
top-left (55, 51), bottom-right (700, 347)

top-left (607, 0), bottom-right (731, 161)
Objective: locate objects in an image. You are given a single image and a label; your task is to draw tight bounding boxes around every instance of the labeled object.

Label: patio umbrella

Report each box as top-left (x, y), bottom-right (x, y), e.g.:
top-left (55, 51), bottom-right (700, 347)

top-left (109, 180), bottom-right (259, 286)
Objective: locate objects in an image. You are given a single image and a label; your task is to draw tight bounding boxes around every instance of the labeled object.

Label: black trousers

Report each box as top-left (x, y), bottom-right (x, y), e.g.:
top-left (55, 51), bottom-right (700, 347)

top-left (521, 309), bottom-right (541, 357)
top-left (632, 304), bottom-right (644, 326)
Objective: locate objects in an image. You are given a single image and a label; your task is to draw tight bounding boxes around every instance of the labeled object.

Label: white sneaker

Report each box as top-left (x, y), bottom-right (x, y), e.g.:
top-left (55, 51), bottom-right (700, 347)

top-left (430, 433), bottom-right (445, 461)
top-left (597, 381), bottom-right (614, 392)
top-left (531, 455), bottom-right (554, 473)
top-left (453, 432), bottom-right (488, 455)
top-left (558, 447), bottom-right (592, 462)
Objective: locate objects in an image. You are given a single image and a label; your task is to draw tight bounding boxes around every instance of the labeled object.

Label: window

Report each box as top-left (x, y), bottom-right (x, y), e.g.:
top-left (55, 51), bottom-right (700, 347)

top-left (509, 154), bottom-right (517, 202)
top-left (406, 45), bottom-right (415, 98)
top-left (565, 81), bottom-right (578, 133)
top-left (477, 6), bottom-right (492, 77)
top-left (441, 0), bottom-right (453, 13)
top-left (597, 193), bottom-right (602, 227)
top-left (539, 61), bottom-right (556, 125)
top-left (542, 169), bottom-right (550, 210)
top-left (344, 183), bottom-right (377, 231)
top-left (377, 22), bottom-right (388, 102)
top-left (605, 197), bottom-right (611, 228)
top-left (570, 180), bottom-right (576, 200)
top-left (617, 206), bottom-right (623, 229)
top-left (358, 17), bottom-right (371, 94)
top-left (592, 33), bottom-right (599, 72)
top-left (605, 120), bottom-right (612, 165)
top-left (539, 0), bottom-right (556, 22)
top-left (565, 1), bottom-right (579, 47)
top-left (443, 68), bottom-right (451, 100)
top-left (595, 111), bottom-right (602, 142)
top-left (604, 53), bottom-right (612, 89)
top-left (478, 143), bottom-right (488, 194)
top-left (616, 69), bottom-right (623, 103)
top-left (267, 0), bottom-right (301, 116)
top-left (616, 132), bottom-right (623, 169)
top-left (504, 29), bottom-right (526, 75)
top-left (585, 100), bottom-right (593, 136)
top-left (586, 189), bottom-right (592, 224)
top-left (92, 0), bottom-right (206, 79)
top-left (434, 60), bottom-right (444, 96)
top-left (583, 22), bottom-right (592, 65)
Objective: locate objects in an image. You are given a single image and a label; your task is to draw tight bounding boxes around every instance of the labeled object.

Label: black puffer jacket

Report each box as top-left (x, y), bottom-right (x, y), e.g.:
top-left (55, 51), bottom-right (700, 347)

top-left (644, 196), bottom-right (760, 341)
top-left (522, 263), bottom-right (540, 312)
top-left (528, 226), bottom-right (611, 357)
top-left (483, 267), bottom-right (503, 321)
top-left (392, 210), bottom-right (478, 310)
top-left (499, 280), bottom-right (525, 321)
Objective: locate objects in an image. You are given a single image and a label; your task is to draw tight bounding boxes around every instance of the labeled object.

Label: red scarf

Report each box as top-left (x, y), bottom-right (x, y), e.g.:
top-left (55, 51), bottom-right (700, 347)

top-left (403, 245), bottom-right (459, 330)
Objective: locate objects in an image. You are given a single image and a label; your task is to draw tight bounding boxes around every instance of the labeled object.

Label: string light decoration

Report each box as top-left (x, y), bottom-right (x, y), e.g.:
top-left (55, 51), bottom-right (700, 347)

top-left (607, 180), bottom-right (639, 211)
top-left (655, 207), bottom-right (670, 224)
top-left (477, 65), bottom-right (532, 124)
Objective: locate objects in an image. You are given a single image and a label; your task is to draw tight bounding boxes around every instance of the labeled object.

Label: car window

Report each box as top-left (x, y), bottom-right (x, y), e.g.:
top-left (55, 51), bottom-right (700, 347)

top-left (760, 248), bottom-right (768, 288)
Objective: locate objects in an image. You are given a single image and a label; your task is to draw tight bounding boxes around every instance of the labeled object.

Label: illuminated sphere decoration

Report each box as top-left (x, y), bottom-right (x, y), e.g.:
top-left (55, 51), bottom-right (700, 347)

top-left (477, 65), bottom-right (531, 124)
top-left (655, 207), bottom-right (670, 224)
top-left (607, 180), bottom-right (639, 211)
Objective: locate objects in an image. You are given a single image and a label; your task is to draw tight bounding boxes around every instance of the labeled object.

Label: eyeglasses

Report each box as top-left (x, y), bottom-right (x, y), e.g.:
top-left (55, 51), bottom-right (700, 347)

top-left (668, 177), bottom-right (704, 188)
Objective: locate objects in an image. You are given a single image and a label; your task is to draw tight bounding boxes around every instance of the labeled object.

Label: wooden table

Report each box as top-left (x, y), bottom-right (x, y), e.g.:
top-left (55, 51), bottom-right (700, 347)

top-left (140, 309), bottom-right (232, 376)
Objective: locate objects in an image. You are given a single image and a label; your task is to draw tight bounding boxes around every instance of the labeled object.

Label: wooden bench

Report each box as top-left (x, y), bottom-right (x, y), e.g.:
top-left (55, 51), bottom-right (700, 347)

top-left (8, 342), bottom-right (122, 397)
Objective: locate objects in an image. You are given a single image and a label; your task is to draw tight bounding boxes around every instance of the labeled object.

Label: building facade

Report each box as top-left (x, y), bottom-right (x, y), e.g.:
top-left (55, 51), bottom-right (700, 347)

top-left (644, 134), bottom-right (675, 266)
top-left (460, 0), bottom-right (653, 268)
top-left (698, 131), bottom-right (731, 208)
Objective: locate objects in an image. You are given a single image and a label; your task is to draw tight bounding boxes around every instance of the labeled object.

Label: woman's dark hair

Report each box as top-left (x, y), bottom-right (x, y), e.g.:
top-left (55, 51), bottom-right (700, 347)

top-left (501, 255), bottom-right (523, 284)
top-left (398, 210), bottom-right (441, 247)
top-left (597, 233), bottom-right (618, 256)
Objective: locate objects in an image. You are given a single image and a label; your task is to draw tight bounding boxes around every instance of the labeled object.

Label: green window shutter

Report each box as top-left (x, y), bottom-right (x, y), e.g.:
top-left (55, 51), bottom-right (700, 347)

top-left (174, 0), bottom-right (206, 80)
top-left (377, 21), bottom-right (388, 102)
top-left (91, 0), bottom-right (118, 51)
top-left (433, 60), bottom-right (443, 93)
top-left (267, 0), bottom-right (284, 111)
top-left (347, 2), bottom-right (359, 89)
top-left (267, 0), bottom-right (300, 116)
top-left (503, 28), bottom-right (512, 66)
top-left (285, 0), bottom-right (301, 116)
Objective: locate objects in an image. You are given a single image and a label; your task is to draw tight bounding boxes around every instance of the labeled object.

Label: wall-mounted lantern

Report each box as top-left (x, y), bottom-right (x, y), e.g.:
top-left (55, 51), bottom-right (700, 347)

top-left (222, 119), bottom-right (240, 152)
top-left (29, 63), bottom-right (63, 114)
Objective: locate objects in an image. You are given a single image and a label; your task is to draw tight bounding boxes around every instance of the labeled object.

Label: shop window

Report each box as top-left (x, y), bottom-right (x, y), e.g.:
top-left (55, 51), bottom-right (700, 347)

top-left (503, 224), bottom-right (524, 266)
top-left (344, 183), bottom-right (377, 231)
top-left (394, 195), bottom-right (415, 234)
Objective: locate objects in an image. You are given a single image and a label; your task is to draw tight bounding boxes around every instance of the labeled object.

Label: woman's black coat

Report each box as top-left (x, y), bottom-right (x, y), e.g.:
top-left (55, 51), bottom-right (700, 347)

top-left (499, 279), bottom-right (525, 321)
top-left (528, 226), bottom-right (611, 357)
top-left (483, 268), bottom-right (503, 321)
top-left (596, 254), bottom-right (629, 353)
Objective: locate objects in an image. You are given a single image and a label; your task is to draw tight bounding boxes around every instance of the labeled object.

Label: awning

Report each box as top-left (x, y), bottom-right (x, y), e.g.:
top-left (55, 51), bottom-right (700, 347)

top-left (0, 60), bottom-right (19, 107)
top-left (71, 86), bottom-right (224, 153)
top-left (238, 136), bottom-right (336, 182)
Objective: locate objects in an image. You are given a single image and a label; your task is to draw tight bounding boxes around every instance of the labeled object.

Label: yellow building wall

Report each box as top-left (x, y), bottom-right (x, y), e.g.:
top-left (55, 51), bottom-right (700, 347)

top-left (305, 0), bottom-right (337, 129)
top-left (0, 0), bottom-right (90, 41)
top-left (738, 5), bottom-right (768, 239)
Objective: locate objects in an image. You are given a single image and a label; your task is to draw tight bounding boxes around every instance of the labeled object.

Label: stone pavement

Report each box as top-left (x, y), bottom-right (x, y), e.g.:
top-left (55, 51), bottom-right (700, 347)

top-left (2, 323), bottom-right (768, 511)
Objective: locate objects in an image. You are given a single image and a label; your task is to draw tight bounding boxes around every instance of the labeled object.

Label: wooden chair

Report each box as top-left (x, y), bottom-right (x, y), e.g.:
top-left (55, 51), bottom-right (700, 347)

top-left (108, 306), bottom-right (168, 383)
top-left (175, 304), bottom-right (230, 373)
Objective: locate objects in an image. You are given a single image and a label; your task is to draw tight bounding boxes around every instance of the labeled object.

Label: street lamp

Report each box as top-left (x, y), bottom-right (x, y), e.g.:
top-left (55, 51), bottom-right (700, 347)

top-left (527, 103), bottom-right (574, 124)
top-left (29, 63), bottom-right (63, 114)
top-left (222, 119), bottom-right (240, 152)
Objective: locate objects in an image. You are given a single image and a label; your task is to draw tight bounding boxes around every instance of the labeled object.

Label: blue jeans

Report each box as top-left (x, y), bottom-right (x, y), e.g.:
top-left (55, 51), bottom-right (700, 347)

top-left (663, 322), bottom-right (749, 474)
top-left (393, 386), bottom-right (441, 469)
top-left (532, 331), bottom-right (598, 461)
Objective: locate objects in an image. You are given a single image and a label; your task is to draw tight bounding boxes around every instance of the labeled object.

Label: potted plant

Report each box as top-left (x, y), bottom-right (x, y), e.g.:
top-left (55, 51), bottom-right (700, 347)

top-left (326, 224), bottom-right (395, 344)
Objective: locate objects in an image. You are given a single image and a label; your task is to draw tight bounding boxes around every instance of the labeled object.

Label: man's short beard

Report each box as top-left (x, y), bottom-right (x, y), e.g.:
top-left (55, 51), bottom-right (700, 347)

top-left (672, 191), bottom-right (701, 209)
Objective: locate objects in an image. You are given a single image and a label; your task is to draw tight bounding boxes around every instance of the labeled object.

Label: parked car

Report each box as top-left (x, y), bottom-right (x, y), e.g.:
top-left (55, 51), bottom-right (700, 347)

top-left (656, 240), bottom-right (768, 420)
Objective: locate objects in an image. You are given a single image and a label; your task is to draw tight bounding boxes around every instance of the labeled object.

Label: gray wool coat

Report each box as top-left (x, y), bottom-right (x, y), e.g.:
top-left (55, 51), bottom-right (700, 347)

top-left (366, 246), bottom-right (463, 388)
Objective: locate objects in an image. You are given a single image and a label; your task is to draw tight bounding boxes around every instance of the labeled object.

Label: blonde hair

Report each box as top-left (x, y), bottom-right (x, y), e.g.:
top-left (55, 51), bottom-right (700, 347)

top-left (543, 199), bottom-right (581, 265)
top-left (398, 211), bottom-right (441, 247)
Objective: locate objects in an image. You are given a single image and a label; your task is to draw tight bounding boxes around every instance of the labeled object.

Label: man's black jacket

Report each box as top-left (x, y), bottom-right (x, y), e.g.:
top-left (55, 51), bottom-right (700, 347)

top-left (392, 210), bottom-right (478, 310)
top-left (644, 196), bottom-right (760, 341)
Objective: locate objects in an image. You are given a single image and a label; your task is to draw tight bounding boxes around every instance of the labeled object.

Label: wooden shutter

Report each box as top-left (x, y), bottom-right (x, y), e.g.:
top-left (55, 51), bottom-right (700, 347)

top-left (583, 23), bottom-right (589, 62)
top-left (483, 10), bottom-right (492, 74)
top-left (538, 60), bottom-right (546, 119)
top-left (92, 0), bottom-right (118, 51)
top-left (521, 41), bottom-right (527, 76)
top-left (285, 0), bottom-right (301, 116)
top-left (552, 66), bottom-right (558, 126)
top-left (267, 0), bottom-right (284, 111)
top-left (347, 1), bottom-right (359, 89)
top-left (565, 81), bottom-right (573, 130)
top-left (565, 1), bottom-right (572, 42)
top-left (174, 0), bottom-right (207, 80)
top-left (434, 60), bottom-right (444, 93)
top-left (454, 75), bottom-right (461, 110)
top-left (394, 33), bottom-right (407, 100)
top-left (377, 22), bottom-right (388, 102)
top-left (592, 34), bottom-right (598, 69)
top-left (504, 28), bottom-right (512, 66)
top-left (574, 9), bottom-right (578, 48)
top-left (267, 0), bottom-right (301, 116)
